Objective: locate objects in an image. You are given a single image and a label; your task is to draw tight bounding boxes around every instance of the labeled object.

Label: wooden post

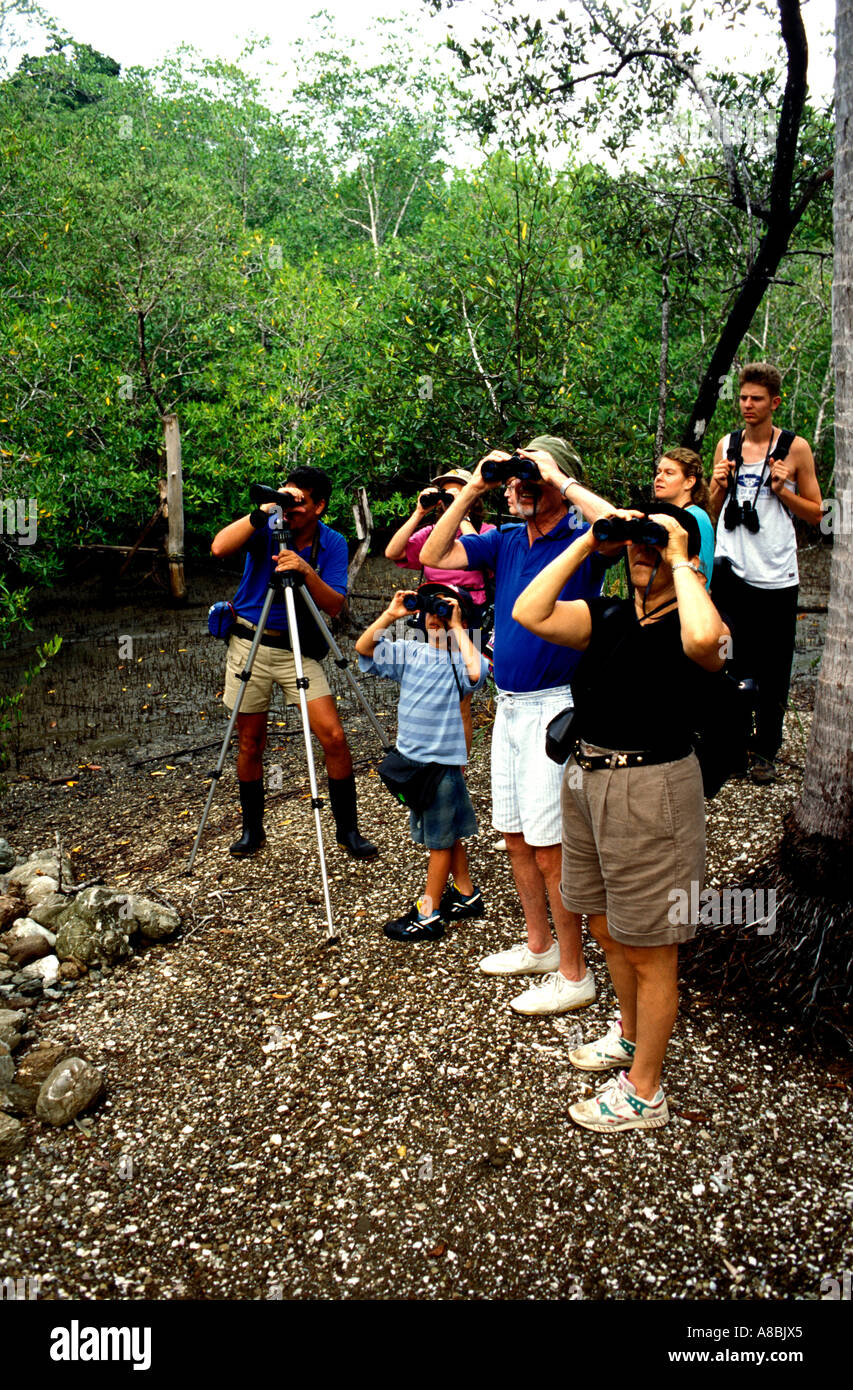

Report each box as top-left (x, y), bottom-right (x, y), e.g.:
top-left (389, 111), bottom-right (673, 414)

top-left (162, 414), bottom-right (187, 601)
top-left (347, 488), bottom-right (373, 591)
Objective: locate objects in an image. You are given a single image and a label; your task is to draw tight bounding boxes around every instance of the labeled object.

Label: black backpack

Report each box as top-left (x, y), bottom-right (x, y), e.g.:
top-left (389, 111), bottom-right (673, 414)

top-left (692, 663), bottom-right (756, 799)
top-left (724, 427), bottom-right (795, 500)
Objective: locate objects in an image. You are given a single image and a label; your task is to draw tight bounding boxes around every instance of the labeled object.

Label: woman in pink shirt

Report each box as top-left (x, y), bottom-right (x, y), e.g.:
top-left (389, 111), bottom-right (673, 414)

top-left (385, 468), bottom-right (495, 752)
top-left (385, 468), bottom-right (495, 609)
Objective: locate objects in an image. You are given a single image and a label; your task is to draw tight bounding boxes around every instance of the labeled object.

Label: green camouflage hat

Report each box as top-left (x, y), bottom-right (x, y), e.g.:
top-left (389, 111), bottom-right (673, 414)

top-left (525, 434), bottom-right (583, 477)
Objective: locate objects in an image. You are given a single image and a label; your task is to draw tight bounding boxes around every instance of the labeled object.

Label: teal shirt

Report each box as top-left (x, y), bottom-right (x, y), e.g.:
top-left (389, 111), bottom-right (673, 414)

top-left (687, 504), bottom-right (715, 591)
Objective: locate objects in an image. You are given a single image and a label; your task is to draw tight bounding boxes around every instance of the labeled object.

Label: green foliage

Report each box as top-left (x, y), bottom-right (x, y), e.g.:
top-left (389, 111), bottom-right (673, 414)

top-left (0, 574), bottom-right (60, 777)
top-left (0, 9), bottom-right (835, 576)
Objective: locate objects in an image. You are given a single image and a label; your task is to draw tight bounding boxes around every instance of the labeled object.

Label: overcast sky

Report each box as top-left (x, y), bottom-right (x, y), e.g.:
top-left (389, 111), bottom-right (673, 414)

top-left (6, 0), bottom-right (837, 158)
top-left (19, 1), bottom-right (835, 88)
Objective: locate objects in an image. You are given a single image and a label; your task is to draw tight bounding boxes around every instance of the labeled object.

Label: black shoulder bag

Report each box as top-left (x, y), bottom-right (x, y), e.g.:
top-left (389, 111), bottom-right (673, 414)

top-left (377, 660), bottom-right (465, 813)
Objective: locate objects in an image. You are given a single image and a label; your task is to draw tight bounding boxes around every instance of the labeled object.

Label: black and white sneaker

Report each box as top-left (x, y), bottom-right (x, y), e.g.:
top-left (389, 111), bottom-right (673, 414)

top-left (382, 905), bottom-right (445, 943)
top-left (439, 883), bottom-right (485, 920)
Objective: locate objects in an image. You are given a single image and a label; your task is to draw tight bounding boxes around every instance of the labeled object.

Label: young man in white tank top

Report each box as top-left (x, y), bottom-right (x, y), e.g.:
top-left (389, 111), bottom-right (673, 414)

top-left (709, 362), bottom-right (822, 784)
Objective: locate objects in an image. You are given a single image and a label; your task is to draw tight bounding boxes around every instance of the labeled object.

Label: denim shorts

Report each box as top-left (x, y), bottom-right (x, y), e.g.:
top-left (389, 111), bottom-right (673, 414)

top-left (409, 766), bottom-right (477, 850)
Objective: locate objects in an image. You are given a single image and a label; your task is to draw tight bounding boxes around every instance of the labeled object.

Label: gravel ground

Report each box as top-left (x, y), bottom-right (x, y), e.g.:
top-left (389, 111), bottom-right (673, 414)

top-left (2, 696), bottom-right (852, 1302)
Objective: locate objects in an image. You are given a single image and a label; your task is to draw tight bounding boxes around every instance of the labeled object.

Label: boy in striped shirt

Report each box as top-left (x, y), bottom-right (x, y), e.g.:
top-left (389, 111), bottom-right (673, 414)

top-left (356, 584), bottom-right (488, 942)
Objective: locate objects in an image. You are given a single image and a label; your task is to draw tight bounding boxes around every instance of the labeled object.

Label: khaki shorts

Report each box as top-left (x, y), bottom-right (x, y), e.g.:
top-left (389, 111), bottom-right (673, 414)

top-left (559, 751), bottom-right (705, 946)
top-left (223, 633), bottom-right (331, 714)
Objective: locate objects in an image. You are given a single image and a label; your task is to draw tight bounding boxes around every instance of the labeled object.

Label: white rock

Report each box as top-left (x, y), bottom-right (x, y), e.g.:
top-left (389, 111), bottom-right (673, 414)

top-left (20, 954), bottom-right (60, 982)
top-left (4, 919), bottom-right (56, 948)
top-left (7, 853), bottom-right (68, 891)
top-left (25, 876), bottom-right (59, 908)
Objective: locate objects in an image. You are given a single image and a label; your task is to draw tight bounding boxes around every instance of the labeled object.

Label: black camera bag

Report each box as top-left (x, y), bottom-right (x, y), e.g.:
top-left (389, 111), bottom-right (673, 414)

top-left (378, 748), bottom-right (447, 814)
top-left (545, 706), bottom-right (577, 764)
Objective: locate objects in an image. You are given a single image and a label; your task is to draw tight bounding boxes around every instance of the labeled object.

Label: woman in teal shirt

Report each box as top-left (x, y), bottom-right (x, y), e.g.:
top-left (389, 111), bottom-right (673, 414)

top-left (653, 447), bottom-right (715, 589)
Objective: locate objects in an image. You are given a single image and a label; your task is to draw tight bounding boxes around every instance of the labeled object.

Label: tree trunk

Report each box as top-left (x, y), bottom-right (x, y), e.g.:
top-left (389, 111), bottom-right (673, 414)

top-left (681, 223), bottom-right (796, 449)
top-left (783, 0), bottom-right (853, 876)
top-left (655, 266), bottom-right (671, 458)
top-left (680, 0), bottom-right (832, 451)
top-left (162, 413), bottom-right (187, 602)
top-left (684, 0), bottom-right (852, 1033)
top-left (347, 488), bottom-right (373, 592)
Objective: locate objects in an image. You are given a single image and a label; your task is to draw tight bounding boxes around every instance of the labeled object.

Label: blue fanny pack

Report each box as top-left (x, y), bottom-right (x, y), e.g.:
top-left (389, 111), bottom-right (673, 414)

top-left (207, 600), bottom-right (237, 640)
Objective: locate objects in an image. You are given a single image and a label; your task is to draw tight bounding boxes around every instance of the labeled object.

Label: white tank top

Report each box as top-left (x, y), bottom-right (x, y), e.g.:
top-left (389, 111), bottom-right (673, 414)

top-left (715, 430), bottom-right (799, 588)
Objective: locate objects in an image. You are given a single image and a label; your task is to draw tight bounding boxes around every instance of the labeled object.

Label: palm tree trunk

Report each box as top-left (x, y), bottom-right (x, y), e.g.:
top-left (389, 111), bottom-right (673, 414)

top-left (783, 0), bottom-right (853, 877)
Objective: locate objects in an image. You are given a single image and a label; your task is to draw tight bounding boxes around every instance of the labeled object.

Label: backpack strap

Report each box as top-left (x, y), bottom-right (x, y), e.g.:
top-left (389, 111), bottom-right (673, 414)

top-left (726, 429), bottom-right (744, 465)
top-left (770, 429), bottom-right (796, 462)
top-left (757, 428), bottom-right (796, 493)
top-left (724, 429), bottom-right (744, 508)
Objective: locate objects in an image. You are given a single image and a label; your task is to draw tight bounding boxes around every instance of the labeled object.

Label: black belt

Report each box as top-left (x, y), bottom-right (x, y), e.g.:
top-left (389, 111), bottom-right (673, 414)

top-left (572, 743), bottom-right (692, 771)
top-left (233, 621), bottom-right (291, 650)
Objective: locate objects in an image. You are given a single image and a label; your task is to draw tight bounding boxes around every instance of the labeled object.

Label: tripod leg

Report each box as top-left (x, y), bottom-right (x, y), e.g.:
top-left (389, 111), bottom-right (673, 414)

top-left (282, 584), bottom-right (337, 942)
top-left (295, 585), bottom-right (393, 750)
top-left (186, 590), bottom-right (277, 873)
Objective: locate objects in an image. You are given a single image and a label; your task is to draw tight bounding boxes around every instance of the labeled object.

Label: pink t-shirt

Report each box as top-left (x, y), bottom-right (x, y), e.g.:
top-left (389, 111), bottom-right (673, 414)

top-left (394, 522), bottom-right (495, 604)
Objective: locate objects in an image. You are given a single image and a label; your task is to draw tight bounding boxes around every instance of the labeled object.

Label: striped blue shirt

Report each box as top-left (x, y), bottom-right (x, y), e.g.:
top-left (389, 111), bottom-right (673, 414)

top-left (359, 637), bottom-right (486, 765)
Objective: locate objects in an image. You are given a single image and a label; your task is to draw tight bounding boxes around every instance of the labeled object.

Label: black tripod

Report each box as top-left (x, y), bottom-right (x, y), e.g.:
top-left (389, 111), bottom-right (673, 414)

top-left (187, 506), bottom-right (391, 942)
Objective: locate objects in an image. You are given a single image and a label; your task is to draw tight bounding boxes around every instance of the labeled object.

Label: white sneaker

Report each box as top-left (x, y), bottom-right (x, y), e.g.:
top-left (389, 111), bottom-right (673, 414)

top-left (569, 1018), bottom-right (636, 1071)
top-left (510, 968), bottom-right (596, 1015)
top-left (479, 941), bottom-right (560, 976)
top-left (569, 1071), bottom-right (670, 1132)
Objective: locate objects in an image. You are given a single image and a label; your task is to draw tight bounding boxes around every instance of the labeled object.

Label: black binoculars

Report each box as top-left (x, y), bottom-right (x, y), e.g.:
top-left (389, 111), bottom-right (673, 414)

top-left (724, 499), bottom-right (761, 533)
top-left (249, 483), bottom-right (300, 510)
top-left (402, 592), bottom-right (455, 620)
top-left (592, 515), bottom-right (669, 547)
top-left (418, 488), bottom-right (454, 510)
top-left (480, 454), bottom-right (541, 485)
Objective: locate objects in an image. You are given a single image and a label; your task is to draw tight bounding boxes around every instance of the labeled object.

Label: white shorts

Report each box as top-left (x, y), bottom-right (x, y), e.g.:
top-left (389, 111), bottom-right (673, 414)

top-left (491, 685), bottom-right (573, 846)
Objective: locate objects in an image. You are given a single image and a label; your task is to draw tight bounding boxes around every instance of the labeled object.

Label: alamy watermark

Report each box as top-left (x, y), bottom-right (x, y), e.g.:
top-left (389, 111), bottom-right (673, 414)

top-left (820, 491), bottom-right (853, 535)
top-left (1, 1274), bottom-right (40, 1299)
top-left (710, 1154), bottom-right (734, 1194)
top-left (0, 498), bottom-right (37, 546)
top-left (668, 882), bottom-right (777, 935)
top-left (50, 1320), bottom-right (151, 1370)
top-left (672, 106), bottom-right (775, 155)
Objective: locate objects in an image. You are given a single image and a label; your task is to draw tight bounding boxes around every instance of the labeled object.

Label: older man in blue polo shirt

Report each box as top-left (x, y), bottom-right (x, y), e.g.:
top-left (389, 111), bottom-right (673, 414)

top-left (421, 438), bottom-right (612, 1013)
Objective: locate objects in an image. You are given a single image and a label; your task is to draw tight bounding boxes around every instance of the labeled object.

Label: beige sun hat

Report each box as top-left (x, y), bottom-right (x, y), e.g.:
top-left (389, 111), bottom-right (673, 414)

top-left (430, 468), bottom-right (474, 488)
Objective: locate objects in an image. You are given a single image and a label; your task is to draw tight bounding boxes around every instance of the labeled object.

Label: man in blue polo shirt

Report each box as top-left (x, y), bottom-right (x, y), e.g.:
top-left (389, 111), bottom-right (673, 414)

top-left (421, 438), bottom-right (612, 1013)
top-left (211, 466), bottom-right (377, 861)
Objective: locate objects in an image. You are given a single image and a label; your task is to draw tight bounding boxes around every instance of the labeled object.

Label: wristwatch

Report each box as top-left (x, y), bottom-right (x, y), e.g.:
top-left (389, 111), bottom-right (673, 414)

top-left (671, 561), bottom-right (699, 575)
top-left (560, 477), bottom-right (578, 498)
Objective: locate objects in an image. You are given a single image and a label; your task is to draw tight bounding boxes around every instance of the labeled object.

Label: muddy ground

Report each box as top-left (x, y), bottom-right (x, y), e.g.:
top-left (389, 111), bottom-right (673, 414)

top-left (1, 546), bottom-right (851, 1304)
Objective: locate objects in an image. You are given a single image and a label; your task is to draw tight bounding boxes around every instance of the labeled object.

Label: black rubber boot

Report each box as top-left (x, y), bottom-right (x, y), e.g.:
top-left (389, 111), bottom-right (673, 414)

top-left (229, 778), bottom-right (266, 856)
top-left (327, 774), bottom-right (378, 860)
